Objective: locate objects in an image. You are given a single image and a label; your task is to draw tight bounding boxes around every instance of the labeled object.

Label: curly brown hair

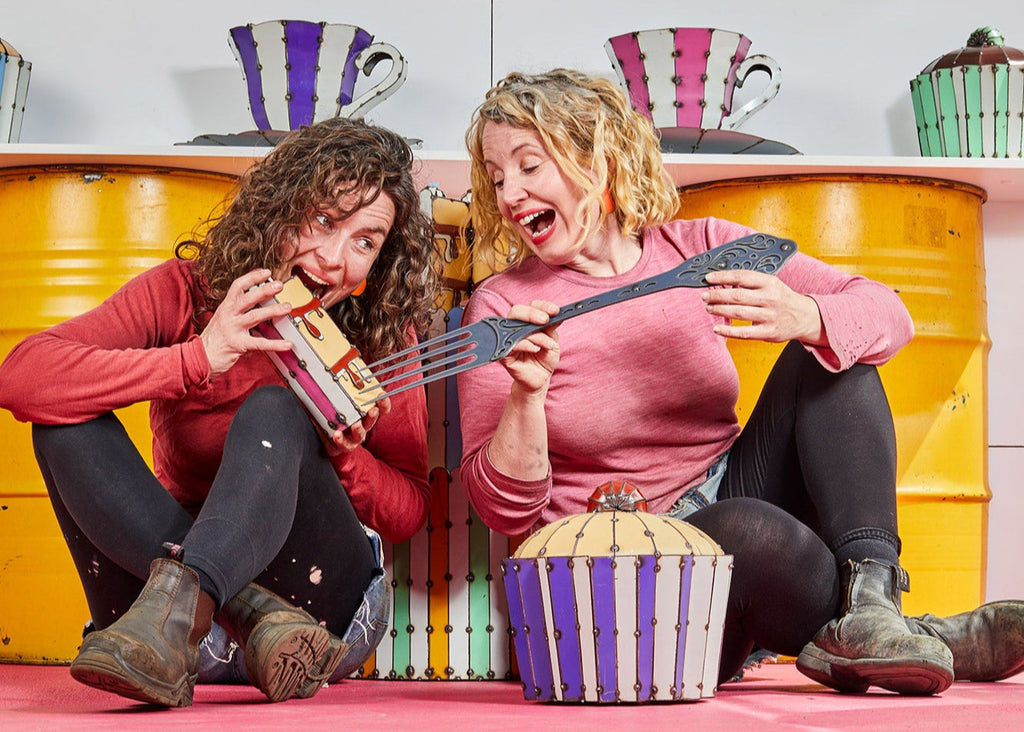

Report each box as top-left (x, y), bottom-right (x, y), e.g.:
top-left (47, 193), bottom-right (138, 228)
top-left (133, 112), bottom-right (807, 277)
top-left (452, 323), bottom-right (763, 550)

top-left (465, 68), bottom-right (679, 270)
top-left (176, 117), bottom-right (438, 362)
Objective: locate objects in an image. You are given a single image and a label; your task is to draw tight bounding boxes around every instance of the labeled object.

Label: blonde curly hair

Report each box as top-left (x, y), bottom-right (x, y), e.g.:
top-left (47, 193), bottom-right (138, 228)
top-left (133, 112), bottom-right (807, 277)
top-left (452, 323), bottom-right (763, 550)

top-left (176, 117), bottom-right (438, 363)
top-left (465, 68), bottom-right (679, 269)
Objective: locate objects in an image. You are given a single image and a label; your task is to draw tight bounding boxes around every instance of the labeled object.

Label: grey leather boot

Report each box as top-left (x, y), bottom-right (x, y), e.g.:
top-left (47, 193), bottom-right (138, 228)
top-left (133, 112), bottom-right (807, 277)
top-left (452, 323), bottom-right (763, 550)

top-left (796, 559), bottom-right (954, 695)
top-left (70, 558), bottom-right (212, 707)
top-left (906, 601), bottom-right (1024, 681)
top-left (214, 582), bottom-right (347, 702)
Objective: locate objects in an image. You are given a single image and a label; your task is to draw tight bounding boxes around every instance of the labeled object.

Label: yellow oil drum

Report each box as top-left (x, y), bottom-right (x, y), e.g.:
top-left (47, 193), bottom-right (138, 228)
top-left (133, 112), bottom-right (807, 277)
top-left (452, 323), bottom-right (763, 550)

top-left (676, 174), bottom-right (988, 616)
top-left (0, 165), bottom-right (238, 662)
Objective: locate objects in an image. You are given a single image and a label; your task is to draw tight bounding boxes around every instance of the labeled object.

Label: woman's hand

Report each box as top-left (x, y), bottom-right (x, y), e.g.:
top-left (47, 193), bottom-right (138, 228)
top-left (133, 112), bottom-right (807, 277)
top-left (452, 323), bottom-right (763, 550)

top-left (498, 300), bottom-right (561, 396)
top-left (200, 268), bottom-right (295, 379)
top-left (324, 397), bottom-right (391, 455)
top-left (702, 270), bottom-right (827, 345)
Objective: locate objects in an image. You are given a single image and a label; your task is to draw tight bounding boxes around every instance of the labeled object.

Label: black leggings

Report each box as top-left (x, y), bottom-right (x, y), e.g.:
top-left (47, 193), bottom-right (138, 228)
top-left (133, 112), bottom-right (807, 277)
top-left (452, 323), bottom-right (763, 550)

top-left (33, 385), bottom-right (377, 636)
top-left (685, 342), bottom-right (901, 683)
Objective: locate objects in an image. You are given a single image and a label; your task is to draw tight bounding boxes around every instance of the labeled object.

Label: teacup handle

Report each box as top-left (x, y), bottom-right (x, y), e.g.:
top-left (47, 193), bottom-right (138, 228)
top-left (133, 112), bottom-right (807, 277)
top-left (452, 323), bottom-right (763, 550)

top-left (342, 42), bottom-right (409, 119)
top-left (720, 54), bottom-right (782, 131)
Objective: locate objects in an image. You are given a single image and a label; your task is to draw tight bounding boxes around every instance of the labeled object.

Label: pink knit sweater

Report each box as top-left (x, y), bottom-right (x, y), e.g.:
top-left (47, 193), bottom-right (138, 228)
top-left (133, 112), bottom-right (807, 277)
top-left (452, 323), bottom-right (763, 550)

top-left (458, 218), bottom-right (914, 536)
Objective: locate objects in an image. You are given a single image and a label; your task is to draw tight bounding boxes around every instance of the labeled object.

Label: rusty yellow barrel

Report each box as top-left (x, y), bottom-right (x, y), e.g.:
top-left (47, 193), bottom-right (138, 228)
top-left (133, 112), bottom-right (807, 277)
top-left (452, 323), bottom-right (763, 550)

top-left (677, 174), bottom-right (988, 616)
top-left (0, 166), bottom-right (238, 662)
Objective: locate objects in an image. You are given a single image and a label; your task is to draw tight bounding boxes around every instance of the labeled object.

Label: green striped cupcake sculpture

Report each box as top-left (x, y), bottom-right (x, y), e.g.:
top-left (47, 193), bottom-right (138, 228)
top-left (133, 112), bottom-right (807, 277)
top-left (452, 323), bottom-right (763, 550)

top-left (910, 27), bottom-right (1024, 157)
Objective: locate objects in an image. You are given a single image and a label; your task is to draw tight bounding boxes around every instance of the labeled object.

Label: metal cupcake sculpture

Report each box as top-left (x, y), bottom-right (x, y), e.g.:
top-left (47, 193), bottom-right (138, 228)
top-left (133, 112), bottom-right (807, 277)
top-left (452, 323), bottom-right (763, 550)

top-left (910, 26), bottom-right (1024, 157)
top-left (0, 37), bottom-right (31, 143)
top-left (501, 480), bottom-right (733, 703)
top-left (229, 19), bottom-right (408, 131)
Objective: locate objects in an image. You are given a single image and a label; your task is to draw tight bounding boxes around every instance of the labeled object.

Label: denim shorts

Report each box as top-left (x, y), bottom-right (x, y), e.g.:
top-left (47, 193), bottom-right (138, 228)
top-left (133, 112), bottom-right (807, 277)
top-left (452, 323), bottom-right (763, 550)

top-left (197, 525), bottom-right (392, 684)
top-left (665, 450), bottom-right (730, 521)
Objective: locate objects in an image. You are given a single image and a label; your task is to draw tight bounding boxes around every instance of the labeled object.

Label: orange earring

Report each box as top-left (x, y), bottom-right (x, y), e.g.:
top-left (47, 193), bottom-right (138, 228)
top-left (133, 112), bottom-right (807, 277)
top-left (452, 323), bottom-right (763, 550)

top-left (600, 185), bottom-right (616, 214)
top-left (351, 279), bottom-right (367, 297)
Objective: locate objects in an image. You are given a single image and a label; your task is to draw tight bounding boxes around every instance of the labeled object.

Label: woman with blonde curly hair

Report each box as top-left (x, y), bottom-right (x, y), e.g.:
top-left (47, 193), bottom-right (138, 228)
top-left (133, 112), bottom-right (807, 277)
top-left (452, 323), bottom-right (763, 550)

top-left (0, 117), bottom-right (438, 707)
top-left (459, 69), bottom-right (1024, 697)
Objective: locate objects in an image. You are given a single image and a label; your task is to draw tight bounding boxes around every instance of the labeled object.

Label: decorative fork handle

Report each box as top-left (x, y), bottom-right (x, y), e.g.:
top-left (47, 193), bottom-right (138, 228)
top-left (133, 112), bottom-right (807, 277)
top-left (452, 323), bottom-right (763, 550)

top-left (481, 232), bottom-right (797, 360)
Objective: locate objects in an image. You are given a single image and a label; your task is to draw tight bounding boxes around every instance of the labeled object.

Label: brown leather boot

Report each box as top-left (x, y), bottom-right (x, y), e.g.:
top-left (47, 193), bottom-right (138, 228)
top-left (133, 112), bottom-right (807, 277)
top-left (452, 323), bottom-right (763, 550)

top-left (70, 558), bottom-right (214, 707)
top-left (906, 601), bottom-right (1024, 681)
top-left (796, 559), bottom-right (954, 695)
top-left (214, 583), bottom-right (347, 702)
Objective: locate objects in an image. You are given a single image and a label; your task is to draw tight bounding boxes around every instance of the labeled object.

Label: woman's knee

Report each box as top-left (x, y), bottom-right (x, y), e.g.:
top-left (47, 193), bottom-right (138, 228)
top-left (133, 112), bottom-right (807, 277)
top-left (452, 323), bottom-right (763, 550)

top-left (32, 413), bottom-right (126, 462)
top-left (234, 385), bottom-right (309, 430)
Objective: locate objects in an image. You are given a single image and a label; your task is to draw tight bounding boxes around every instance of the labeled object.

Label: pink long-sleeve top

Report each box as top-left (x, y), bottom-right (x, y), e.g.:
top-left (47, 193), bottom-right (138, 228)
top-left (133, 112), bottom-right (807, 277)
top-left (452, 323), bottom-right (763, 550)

top-left (0, 258), bottom-right (430, 543)
top-left (458, 217), bottom-right (914, 537)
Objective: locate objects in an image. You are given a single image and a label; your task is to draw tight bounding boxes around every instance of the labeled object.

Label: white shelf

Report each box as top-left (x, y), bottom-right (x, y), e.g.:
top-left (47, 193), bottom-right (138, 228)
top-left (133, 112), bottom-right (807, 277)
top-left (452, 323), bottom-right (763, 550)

top-left (2, 145), bottom-right (1024, 202)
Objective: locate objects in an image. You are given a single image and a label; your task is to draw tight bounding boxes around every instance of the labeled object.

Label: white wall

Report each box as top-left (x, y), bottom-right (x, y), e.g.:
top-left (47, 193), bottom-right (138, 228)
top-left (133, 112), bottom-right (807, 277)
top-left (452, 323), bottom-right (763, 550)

top-left (2, 1), bottom-right (1022, 604)
top-left (2, 1), bottom-right (1022, 154)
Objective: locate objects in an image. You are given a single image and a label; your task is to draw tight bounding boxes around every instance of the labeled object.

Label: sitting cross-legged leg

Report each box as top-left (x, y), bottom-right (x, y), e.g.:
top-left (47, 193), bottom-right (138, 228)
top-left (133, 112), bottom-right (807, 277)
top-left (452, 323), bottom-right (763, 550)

top-left (717, 341), bottom-right (953, 695)
top-left (33, 385), bottom-right (378, 706)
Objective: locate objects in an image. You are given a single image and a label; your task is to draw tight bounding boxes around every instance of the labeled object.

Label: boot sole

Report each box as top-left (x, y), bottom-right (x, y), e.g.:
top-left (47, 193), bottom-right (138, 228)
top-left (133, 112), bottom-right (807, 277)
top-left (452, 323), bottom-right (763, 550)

top-left (71, 642), bottom-right (195, 707)
top-left (246, 612), bottom-right (345, 702)
top-left (797, 642), bottom-right (953, 695)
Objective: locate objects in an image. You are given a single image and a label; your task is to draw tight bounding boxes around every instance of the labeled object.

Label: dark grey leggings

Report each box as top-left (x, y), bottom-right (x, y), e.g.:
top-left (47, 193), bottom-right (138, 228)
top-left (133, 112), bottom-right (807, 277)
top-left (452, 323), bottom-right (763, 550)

top-left (33, 385), bottom-right (377, 635)
top-left (686, 342), bottom-right (902, 683)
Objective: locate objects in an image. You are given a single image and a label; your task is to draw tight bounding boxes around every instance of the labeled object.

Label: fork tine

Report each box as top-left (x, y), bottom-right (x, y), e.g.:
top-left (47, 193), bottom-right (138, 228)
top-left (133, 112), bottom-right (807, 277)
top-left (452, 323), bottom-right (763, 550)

top-left (370, 338), bottom-right (475, 381)
top-left (361, 356), bottom-right (486, 403)
top-left (365, 325), bottom-right (474, 371)
top-left (368, 349), bottom-right (480, 392)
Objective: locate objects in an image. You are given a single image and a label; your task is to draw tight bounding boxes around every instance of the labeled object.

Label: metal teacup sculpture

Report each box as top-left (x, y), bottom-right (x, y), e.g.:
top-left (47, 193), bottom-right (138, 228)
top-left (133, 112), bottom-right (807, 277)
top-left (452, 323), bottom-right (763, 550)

top-left (502, 479), bottom-right (734, 702)
top-left (0, 37), bottom-right (31, 143)
top-left (229, 19), bottom-right (408, 132)
top-left (605, 27), bottom-right (781, 132)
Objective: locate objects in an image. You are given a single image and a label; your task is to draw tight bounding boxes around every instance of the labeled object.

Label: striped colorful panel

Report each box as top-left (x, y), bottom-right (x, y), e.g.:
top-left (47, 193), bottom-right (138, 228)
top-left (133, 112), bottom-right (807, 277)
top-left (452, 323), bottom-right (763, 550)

top-left (910, 75), bottom-right (941, 156)
top-left (516, 559), bottom-right (555, 698)
top-left (427, 468), bottom-right (450, 677)
top-left (605, 33), bottom-right (652, 121)
top-left (635, 555), bottom-right (657, 700)
top-left (1009, 67), bottom-right (1024, 156)
top-left (952, 68), bottom-right (970, 156)
top-left (488, 528), bottom-right (513, 680)
top-left (407, 516), bottom-right (431, 677)
top-left (315, 24), bottom-right (368, 121)
top-left (390, 535), bottom-right (411, 677)
top-left (444, 307), bottom-right (465, 471)
top-left (246, 22), bottom-right (290, 131)
top-left (673, 28), bottom-right (713, 129)
top-left (703, 30), bottom-right (750, 129)
top-left (547, 557), bottom-right (584, 700)
top-left (447, 468), bottom-right (472, 677)
top-left (570, 557), bottom-right (598, 701)
top-left (651, 555), bottom-right (683, 701)
top-left (933, 68), bottom-right (961, 156)
top-left (467, 502), bottom-right (492, 677)
top-left (673, 555), bottom-right (694, 699)
top-left (612, 557), bottom-right (638, 700)
top-left (703, 556), bottom-right (733, 698)
top-left (590, 556), bottom-right (618, 702)
top-left (681, 555), bottom-right (715, 699)
top-left (502, 560), bottom-right (535, 697)
top-left (424, 309), bottom-right (448, 471)
top-left (228, 25), bottom-right (271, 131)
top-left (962, 65), bottom-right (984, 157)
top-left (282, 21), bottom-right (321, 129)
top-left (993, 65), bottom-right (1009, 158)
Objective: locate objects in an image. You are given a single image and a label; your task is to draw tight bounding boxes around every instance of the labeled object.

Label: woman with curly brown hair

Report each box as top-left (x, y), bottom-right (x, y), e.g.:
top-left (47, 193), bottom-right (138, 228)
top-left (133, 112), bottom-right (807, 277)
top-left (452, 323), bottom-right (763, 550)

top-left (0, 117), bottom-right (438, 707)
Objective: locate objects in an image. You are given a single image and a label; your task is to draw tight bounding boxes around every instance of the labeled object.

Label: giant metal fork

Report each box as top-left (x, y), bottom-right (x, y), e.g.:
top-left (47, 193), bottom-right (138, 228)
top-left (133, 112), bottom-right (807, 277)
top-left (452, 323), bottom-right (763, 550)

top-left (361, 232), bottom-right (797, 401)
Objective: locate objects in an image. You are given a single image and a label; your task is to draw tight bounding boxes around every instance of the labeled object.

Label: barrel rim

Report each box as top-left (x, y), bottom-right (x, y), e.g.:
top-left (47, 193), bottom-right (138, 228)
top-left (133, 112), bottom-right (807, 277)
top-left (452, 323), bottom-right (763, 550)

top-left (678, 173), bottom-right (988, 203)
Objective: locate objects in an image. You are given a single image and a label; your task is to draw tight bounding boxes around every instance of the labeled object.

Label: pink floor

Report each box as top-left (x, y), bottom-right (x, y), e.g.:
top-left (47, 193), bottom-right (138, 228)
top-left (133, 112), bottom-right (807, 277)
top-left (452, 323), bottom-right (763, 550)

top-left (2, 662), bottom-right (1023, 730)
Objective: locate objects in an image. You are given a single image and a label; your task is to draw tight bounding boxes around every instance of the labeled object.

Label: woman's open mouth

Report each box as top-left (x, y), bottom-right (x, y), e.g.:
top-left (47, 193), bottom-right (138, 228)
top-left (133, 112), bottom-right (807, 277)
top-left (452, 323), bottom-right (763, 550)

top-left (516, 209), bottom-right (556, 243)
top-left (292, 266), bottom-right (331, 300)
